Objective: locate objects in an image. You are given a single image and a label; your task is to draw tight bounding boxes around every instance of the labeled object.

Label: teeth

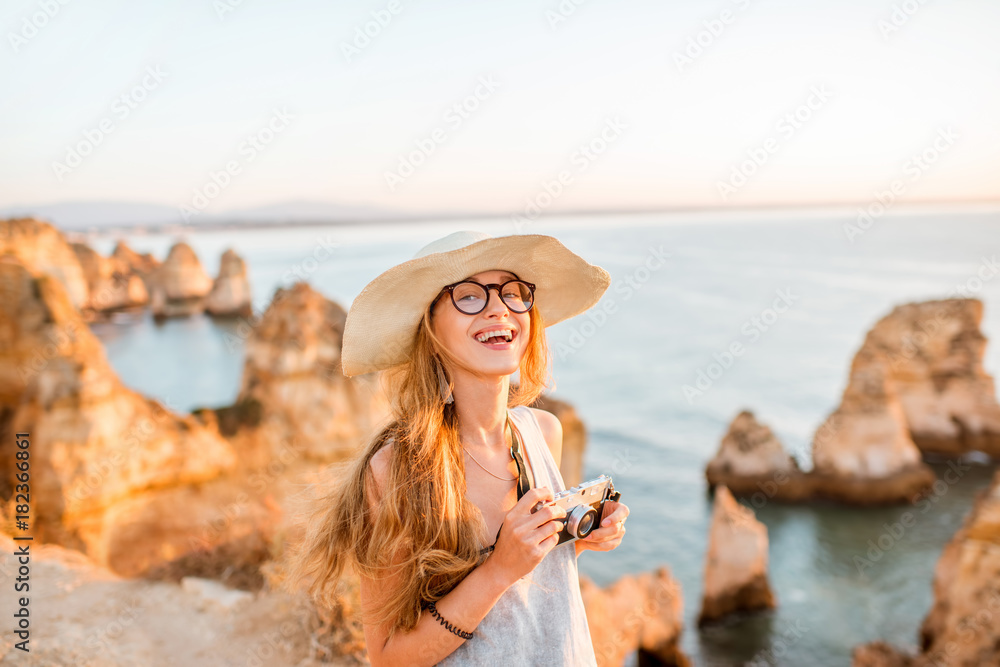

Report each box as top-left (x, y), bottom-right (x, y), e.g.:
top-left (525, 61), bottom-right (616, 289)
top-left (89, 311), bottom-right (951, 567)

top-left (476, 329), bottom-right (514, 343)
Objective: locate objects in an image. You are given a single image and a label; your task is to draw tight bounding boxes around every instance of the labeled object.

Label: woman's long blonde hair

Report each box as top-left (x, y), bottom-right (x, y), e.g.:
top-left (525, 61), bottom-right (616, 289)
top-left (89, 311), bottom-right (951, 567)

top-left (281, 294), bottom-right (551, 643)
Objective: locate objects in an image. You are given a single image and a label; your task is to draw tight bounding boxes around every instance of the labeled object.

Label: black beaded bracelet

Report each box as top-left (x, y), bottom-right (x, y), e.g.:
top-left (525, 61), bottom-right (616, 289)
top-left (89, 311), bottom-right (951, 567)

top-left (425, 601), bottom-right (474, 640)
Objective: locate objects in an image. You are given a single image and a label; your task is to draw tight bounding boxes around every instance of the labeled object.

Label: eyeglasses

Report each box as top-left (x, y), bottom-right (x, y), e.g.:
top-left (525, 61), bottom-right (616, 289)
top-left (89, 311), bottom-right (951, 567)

top-left (438, 279), bottom-right (536, 315)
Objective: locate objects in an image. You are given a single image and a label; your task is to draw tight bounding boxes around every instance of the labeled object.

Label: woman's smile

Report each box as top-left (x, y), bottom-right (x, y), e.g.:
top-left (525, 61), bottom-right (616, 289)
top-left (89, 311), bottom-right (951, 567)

top-left (472, 324), bottom-right (519, 349)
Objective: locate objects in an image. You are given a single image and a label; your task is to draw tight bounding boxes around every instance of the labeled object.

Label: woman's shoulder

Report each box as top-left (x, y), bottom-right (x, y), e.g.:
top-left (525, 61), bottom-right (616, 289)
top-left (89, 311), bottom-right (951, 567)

top-left (517, 406), bottom-right (563, 469)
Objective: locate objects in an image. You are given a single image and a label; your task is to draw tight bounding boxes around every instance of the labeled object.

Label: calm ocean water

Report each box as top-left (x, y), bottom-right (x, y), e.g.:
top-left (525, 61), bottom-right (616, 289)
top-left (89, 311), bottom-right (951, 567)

top-left (88, 208), bottom-right (1000, 666)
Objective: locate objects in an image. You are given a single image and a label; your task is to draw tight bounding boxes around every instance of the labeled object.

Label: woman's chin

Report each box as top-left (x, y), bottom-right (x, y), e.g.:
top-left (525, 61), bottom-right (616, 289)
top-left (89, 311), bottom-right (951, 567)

top-left (464, 351), bottom-right (521, 376)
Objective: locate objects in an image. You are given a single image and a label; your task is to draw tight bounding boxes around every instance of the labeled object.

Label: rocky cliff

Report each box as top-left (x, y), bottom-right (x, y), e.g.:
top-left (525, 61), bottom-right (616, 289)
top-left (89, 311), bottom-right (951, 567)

top-left (0, 217), bottom-right (90, 310)
top-left (580, 566), bottom-right (690, 666)
top-left (72, 241), bottom-right (149, 312)
top-left (852, 470), bottom-right (1000, 667)
top-left (204, 282), bottom-right (388, 465)
top-left (0, 255), bottom-right (272, 578)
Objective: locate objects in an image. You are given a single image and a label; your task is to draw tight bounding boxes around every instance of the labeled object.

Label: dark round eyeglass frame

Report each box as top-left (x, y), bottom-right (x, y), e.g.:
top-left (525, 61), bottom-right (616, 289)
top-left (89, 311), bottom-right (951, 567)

top-left (435, 278), bottom-right (536, 315)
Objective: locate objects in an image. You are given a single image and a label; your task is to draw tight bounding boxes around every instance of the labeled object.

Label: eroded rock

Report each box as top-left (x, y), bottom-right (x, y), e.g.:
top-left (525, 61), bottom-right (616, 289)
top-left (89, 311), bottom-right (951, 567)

top-left (205, 248), bottom-right (253, 318)
top-left (580, 566), bottom-right (690, 667)
top-left (699, 486), bottom-right (776, 625)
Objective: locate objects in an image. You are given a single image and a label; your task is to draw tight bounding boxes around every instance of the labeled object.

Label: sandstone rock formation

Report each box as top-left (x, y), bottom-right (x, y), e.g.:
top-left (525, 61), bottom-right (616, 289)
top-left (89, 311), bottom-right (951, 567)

top-left (705, 298), bottom-right (1000, 506)
top-left (917, 468), bottom-right (1000, 665)
top-left (0, 256), bottom-right (271, 577)
top-left (699, 486), bottom-right (776, 625)
top-left (859, 298), bottom-right (1000, 458)
top-left (852, 470), bottom-right (1000, 667)
top-left (809, 350), bottom-right (936, 505)
top-left (706, 408), bottom-right (932, 506)
top-left (0, 217), bottom-right (89, 309)
top-left (209, 282), bottom-right (388, 465)
top-left (72, 241), bottom-right (149, 312)
top-left (148, 241), bottom-right (213, 318)
top-left (706, 410), bottom-right (810, 502)
top-left (531, 393), bottom-right (586, 487)
top-left (111, 240), bottom-right (160, 289)
top-left (579, 567), bottom-right (689, 666)
top-left (0, 532), bottom-right (366, 666)
top-left (204, 248), bottom-right (253, 317)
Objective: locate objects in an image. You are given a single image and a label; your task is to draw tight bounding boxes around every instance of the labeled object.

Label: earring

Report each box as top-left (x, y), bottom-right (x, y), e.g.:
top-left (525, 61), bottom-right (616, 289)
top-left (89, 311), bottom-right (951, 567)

top-left (436, 359), bottom-right (454, 404)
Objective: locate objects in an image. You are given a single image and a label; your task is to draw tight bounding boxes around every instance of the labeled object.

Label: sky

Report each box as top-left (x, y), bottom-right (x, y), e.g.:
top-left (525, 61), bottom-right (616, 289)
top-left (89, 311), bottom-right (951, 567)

top-left (1, 0), bottom-right (999, 218)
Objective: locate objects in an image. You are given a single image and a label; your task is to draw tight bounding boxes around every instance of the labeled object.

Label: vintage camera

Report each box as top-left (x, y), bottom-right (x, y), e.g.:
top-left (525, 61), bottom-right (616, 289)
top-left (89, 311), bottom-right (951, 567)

top-left (532, 474), bottom-right (621, 546)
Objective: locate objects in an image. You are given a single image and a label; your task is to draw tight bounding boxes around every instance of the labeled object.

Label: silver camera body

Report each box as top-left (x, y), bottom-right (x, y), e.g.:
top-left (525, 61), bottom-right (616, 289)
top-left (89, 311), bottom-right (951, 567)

top-left (534, 474), bottom-right (620, 546)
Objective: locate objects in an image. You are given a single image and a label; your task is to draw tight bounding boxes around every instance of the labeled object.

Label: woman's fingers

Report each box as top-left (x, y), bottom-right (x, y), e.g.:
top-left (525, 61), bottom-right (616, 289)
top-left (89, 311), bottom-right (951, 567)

top-left (599, 501), bottom-right (629, 528)
top-left (585, 501), bottom-right (629, 545)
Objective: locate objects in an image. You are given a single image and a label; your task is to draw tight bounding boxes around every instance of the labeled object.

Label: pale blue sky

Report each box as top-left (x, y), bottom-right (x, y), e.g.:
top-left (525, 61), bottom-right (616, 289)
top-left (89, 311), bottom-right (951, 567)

top-left (2, 0), bottom-right (998, 216)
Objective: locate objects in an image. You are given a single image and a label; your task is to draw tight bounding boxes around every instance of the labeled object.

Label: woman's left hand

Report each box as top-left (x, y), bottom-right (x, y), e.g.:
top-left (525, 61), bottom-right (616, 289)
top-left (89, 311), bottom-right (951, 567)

top-left (577, 500), bottom-right (629, 552)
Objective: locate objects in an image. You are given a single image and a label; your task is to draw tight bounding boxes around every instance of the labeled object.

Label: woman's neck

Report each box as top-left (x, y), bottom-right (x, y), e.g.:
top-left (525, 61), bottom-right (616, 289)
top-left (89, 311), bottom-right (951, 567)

top-left (451, 372), bottom-right (510, 454)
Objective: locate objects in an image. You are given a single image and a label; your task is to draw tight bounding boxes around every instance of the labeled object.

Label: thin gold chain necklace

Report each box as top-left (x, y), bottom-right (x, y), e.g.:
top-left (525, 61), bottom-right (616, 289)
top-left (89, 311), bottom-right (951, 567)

top-left (463, 416), bottom-right (517, 481)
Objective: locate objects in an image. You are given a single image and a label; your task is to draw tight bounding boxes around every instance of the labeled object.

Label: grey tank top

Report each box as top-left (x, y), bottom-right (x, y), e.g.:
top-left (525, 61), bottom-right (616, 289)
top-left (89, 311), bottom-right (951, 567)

top-left (435, 405), bottom-right (599, 666)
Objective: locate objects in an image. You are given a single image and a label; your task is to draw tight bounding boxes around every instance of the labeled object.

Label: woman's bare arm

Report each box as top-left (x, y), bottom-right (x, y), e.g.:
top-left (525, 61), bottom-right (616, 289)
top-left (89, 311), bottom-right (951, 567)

top-left (361, 443), bottom-right (564, 666)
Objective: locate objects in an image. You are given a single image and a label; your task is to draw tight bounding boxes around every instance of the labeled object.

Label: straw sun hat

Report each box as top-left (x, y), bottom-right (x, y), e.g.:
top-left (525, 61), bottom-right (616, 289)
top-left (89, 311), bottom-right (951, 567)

top-left (340, 230), bottom-right (611, 377)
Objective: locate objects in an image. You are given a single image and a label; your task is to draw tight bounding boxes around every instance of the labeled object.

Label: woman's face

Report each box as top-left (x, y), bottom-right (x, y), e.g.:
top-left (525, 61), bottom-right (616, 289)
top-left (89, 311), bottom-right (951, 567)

top-left (430, 269), bottom-right (531, 378)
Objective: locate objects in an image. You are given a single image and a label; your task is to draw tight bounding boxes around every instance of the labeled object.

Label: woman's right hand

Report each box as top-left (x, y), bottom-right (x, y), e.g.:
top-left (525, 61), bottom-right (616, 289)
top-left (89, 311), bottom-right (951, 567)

top-left (487, 486), bottom-right (568, 587)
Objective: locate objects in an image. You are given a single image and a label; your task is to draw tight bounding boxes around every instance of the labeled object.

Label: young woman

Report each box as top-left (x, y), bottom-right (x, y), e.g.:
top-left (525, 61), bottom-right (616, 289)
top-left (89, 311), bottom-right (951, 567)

top-left (284, 230), bottom-right (630, 666)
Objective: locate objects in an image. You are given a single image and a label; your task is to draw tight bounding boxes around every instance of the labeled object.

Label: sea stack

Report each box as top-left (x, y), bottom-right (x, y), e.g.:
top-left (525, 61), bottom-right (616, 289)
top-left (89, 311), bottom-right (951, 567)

top-left (204, 248), bottom-right (253, 317)
top-left (860, 298), bottom-right (1000, 459)
top-left (699, 486), bottom-right (776, 625)
top-left (223, 282), bottom-right (388, 464)
top-left (810, 346), bottom-right (936, 505)
top-left (149, 241), bottom-right (213, 318)
top-left (705, 410), bottom-right (810, 502)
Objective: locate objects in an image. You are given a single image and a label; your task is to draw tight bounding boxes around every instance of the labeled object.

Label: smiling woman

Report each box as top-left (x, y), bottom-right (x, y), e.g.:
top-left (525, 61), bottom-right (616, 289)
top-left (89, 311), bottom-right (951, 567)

top-left (281, 230), bottom-right (629, 666)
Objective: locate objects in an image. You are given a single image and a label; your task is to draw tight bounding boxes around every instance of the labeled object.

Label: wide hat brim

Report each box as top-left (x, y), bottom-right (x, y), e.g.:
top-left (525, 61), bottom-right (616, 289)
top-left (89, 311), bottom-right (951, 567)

top-left (341, 233), bottom-right (611, 377)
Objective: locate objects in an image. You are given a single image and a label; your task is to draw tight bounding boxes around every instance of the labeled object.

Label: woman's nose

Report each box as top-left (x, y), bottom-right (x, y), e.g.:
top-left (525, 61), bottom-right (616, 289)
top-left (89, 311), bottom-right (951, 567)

top-left (483, 286), bottom-right (511, 315)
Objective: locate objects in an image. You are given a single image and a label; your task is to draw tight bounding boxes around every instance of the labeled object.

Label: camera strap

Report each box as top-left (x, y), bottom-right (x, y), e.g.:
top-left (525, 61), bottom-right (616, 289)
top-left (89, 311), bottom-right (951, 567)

top-left (479, 412), bottom-right (532, 558)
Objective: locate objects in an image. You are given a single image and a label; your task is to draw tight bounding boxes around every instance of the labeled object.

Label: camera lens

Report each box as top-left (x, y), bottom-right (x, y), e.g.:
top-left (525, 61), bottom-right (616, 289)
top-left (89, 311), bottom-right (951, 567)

top-left (566, 505), bottom-right (599, 539)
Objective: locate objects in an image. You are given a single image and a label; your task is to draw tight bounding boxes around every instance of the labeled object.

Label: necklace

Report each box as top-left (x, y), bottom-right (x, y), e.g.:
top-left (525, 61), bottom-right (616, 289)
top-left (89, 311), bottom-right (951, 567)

top-left (463, 416), bottom-right (517, 481)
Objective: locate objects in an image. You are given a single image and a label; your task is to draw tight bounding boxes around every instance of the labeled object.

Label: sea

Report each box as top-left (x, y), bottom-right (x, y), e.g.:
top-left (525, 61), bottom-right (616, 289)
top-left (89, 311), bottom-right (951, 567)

top-left (85, 206), bottom-right (1000, 666)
